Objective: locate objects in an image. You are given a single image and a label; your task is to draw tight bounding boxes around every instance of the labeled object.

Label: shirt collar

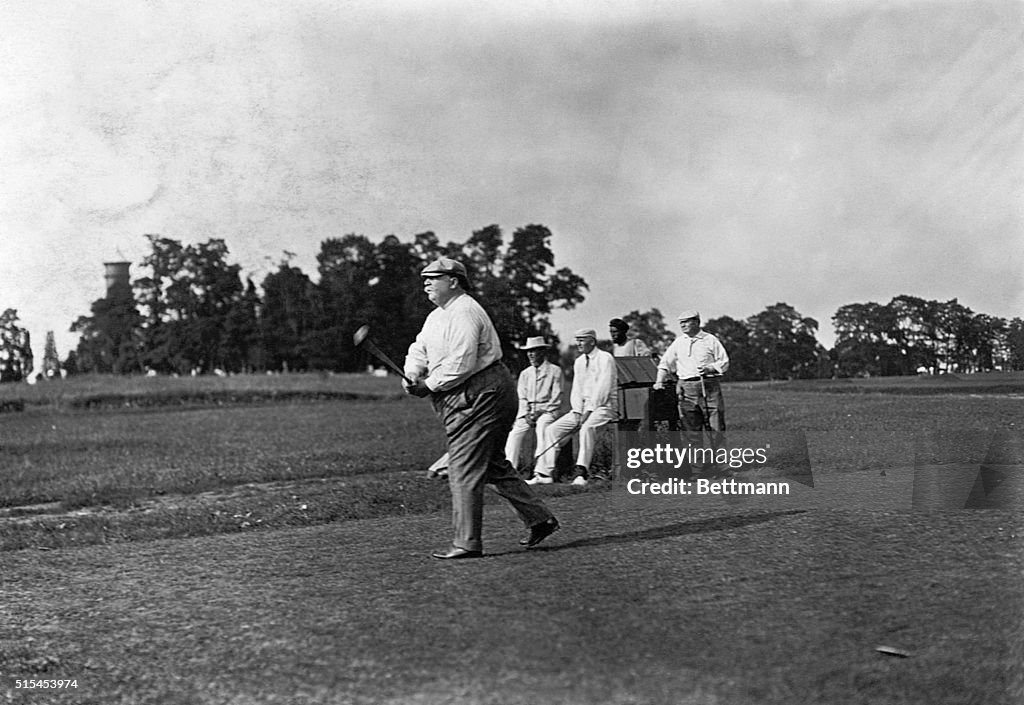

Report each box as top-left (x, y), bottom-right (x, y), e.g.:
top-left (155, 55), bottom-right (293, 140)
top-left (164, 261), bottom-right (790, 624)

top-left (437, 291), bottom-right (467, 311)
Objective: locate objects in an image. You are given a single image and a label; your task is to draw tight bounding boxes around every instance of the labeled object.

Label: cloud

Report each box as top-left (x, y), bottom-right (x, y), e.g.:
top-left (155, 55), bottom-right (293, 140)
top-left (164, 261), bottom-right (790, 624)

top-left (1, 0), bottom-right (1021, 363)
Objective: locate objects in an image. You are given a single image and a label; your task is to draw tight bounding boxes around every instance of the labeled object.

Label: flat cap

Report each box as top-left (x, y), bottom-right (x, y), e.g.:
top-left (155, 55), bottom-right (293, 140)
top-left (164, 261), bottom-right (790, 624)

top-left (677, 309), bottom-right (700, 321)
top-left (608, 318), bottom-right (628, 332)
top-left (573, 328), bottom-right (598, 340)
top-left (421, 257), bottom-right (468, 279)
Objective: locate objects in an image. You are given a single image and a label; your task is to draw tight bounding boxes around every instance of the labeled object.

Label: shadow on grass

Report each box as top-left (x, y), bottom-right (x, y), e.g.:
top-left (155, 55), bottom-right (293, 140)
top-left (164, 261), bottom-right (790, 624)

top-left (495, 509), bottom-right (808, 556)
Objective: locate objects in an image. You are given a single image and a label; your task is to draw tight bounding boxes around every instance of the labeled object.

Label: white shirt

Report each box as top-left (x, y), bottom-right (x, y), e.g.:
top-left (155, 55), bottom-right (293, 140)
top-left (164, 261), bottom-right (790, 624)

top-left (570, 348), bottom-right (617, 414)
top-left (658, 331), bottom-right (729, 380)
top-left (515, 360), bottom-right (562, 419)
top-left (612, 338), bottom-right (651, 357)
top-left (404, 292), bottom-right (503, 392)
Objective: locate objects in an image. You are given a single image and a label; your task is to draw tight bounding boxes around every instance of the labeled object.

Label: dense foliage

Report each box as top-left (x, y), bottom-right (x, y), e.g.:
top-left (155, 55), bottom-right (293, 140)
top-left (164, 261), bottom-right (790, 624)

top-left (0, 309), bottom-right (33, 382)
top-left (831, 296), bottom-right (1023, 376)
top-left (38, 228), bottom-right (1024, 381)
top-left (65, 226), bottom-right (588, 376)
top-left (616, 301), bottom-right (1022, 380)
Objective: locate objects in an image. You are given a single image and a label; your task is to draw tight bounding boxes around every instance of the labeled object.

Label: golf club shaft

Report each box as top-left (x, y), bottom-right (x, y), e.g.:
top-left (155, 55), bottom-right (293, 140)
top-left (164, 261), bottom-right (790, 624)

top-left (533, 424), bottom-right (580, 459)
top-left (700, 376), bottom-right (714, 432)
top-left (359, 337), bottom-right (413, 384)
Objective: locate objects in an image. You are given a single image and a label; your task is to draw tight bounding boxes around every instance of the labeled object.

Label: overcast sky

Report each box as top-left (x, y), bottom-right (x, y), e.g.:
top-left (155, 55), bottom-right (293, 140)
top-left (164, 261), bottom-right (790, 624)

top-left (2, 0), bottom-right (1021, 365)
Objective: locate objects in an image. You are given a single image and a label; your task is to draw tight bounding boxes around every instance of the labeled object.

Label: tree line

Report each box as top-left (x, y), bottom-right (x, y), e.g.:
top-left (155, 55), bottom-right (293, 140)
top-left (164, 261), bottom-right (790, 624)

top-left (616, 298), bottom-right (1024, 380)
top-left (1, 226), bottom-right (1020, 383)
top-left (65, 226), bottom-right (587, 377)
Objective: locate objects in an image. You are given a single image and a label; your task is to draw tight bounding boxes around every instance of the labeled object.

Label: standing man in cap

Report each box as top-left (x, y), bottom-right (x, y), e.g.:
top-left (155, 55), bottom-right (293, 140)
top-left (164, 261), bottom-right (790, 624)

top-left (504, 336), bottom-right (563, 476)
top-left (404, 257), bottom-right (559, 559)
top-left (653, 310), bottom-right (729, 453)
top-left (530, 328), bottom-right (618, 487)
top-left (609, 318), bottom-right (651, 357)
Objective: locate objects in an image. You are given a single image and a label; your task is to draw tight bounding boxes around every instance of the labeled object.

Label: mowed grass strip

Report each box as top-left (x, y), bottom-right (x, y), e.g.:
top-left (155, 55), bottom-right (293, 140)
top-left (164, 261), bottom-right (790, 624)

top-left (0, 399), bottom-right (436, 507)
top-left (0, 492), bottom-right (1021, 705)
top-left (0, 372), bottom-right (402, 410)
top-left (766, 370), bottom-right (1024, 396)
top-left (0, 385), bottom-right (592, 551)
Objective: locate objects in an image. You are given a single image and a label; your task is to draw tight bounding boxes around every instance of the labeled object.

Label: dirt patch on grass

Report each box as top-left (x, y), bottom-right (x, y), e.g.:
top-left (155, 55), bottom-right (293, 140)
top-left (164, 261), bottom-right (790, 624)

top-left (66, 389), bottom-right (403, 411)
top-left (0, 471), bottom-right (587, 552)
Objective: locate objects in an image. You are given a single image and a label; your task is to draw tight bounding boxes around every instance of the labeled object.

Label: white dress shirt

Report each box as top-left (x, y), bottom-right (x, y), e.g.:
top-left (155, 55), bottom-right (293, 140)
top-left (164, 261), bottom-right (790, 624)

top-left (404, 292), bottom-right (503, 392)
top-left (612, 338), bottom-right (651, 357)
top-left (657, 331), bottom-right (729, 380)
top-left (570, 348), bottom-right (617, 414)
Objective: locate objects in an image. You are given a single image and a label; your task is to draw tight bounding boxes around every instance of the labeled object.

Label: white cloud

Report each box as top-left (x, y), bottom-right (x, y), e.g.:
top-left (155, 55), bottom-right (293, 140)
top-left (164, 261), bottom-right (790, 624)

top-left (1, 0), bottom-right (1021, 365)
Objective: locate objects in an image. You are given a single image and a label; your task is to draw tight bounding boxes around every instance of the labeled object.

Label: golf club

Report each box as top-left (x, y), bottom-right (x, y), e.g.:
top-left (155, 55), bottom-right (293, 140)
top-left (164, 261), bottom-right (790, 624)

top-left (353, 324), bottom-right (413, 384)
top-left (533, 422), bottom-right (581, 460)
top-left (699, 375), bottom-right (713, 432)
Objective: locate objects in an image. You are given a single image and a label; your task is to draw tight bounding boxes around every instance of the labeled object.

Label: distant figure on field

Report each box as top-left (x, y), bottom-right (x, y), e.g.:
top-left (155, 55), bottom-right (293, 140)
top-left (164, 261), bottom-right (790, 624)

top-left (530, 328), bottom-right (618, 487)
top-left (609, 318), bottom-right (651, 357)
top-left (653, 309), bottom-right (729, 435)
top-left (403, 257), bottom-right (559, 559)
top-left (504, 337), bottom-right (563, 477)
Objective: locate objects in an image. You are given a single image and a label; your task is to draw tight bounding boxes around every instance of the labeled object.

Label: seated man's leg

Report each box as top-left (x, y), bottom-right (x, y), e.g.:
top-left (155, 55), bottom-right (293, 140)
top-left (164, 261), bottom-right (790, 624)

top-left (534, 413), bottom-right (554, 456)
top-left (575, 407), bottom-right (618, 480)
top-left (533, 412), bottom-right (577, 480)
top-left (504, 417), bottom-right (532, 475)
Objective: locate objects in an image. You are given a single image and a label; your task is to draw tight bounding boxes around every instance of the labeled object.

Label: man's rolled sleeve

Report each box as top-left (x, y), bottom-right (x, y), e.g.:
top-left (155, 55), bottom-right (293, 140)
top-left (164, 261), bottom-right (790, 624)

top-left (657, 344), bottom-right (678, 374)
top-left (707, 338), bottom-right (730, 376)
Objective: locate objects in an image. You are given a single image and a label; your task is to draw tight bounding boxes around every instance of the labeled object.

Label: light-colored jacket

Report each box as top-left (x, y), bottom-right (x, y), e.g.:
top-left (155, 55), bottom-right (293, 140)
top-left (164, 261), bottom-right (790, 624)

top-left (570, 349), bottom-right (617, 414)
top-left (515, 361), bottom-right (562, 419)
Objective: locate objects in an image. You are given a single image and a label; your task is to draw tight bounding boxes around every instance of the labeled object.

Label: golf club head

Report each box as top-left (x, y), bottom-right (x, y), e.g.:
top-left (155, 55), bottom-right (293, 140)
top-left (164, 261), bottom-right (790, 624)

top-left (353, 324), bottom-right (370, 347)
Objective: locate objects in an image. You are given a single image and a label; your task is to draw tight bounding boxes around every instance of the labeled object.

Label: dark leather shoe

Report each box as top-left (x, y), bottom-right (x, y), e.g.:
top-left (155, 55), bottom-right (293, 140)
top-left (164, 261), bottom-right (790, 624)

top-left (431, 546), bottom-right (483, 560)
top-left (520, 518), bottom-right (560, 547)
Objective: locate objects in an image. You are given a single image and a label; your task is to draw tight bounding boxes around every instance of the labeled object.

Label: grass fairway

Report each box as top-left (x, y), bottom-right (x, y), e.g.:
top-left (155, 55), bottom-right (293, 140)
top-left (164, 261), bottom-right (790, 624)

top-left (2, 494), bottom-right (1020, 704)
top-left (0, 373), bottom-right (1022, 704)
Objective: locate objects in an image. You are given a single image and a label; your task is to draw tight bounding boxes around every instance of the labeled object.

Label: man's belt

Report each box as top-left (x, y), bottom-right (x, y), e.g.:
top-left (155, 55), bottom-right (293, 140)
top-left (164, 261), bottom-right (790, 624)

top-left (470, 359), bottom-right (504, 379)
top-left (681, 375), bottom-right (719, 382)
top-left (436, 359), bottom-right (505, 397)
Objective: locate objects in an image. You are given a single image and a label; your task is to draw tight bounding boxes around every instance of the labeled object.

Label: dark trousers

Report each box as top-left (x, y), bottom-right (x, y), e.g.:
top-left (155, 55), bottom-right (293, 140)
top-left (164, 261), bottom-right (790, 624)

top-left (432, 364), bottom-right (553, 552)
top-left (676, 377), bottom-right (726, 433)
top-left (677, 378), bottom-right (727, 473)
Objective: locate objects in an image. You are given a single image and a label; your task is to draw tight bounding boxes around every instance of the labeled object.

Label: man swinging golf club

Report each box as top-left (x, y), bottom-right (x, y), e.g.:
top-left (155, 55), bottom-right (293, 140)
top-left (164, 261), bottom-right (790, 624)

top-left (403, 257), bottom-right (559, 559)
top-left (653, 309), bottom-right (729, 476)
top-left (529, 328), bottom-right (618, 487)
